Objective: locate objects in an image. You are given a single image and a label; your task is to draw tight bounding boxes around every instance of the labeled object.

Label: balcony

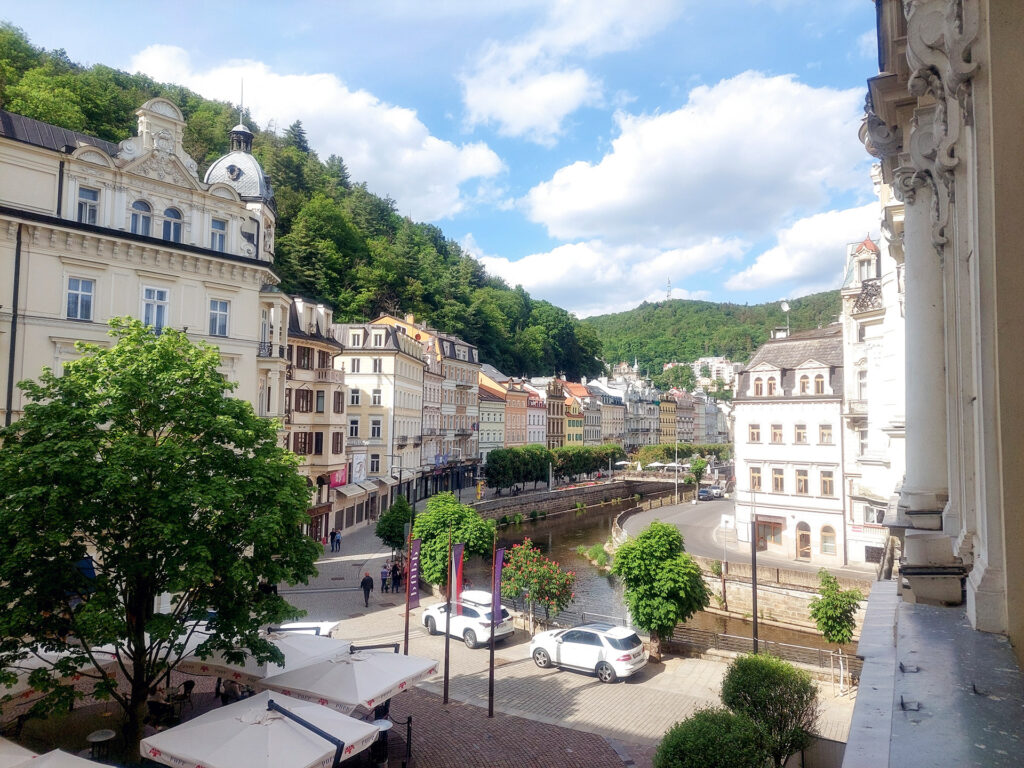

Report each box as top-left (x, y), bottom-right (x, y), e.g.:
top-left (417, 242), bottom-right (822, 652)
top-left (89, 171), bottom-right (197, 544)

top-left (315, 367), bottom-right (344, 384)
top-left (455, 428), bottom-right (472, 436)
top-left (396, 435), bottom-right (409, 447)
top-left (851, 277), bottom-right (883, 314)
top-left (422, 427), bottom-right (438, 435)
top-left (844, 399), bottom-right (868, 416)
top-left (455, 381), bottom-right (473, 389)
top-left (256, 342), bottom-right (287, 359)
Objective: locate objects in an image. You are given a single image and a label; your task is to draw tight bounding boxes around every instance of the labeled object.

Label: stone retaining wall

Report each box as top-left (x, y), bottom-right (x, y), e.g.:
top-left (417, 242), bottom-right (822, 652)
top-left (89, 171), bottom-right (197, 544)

top-left (471, 479), bottom-right (677, 522)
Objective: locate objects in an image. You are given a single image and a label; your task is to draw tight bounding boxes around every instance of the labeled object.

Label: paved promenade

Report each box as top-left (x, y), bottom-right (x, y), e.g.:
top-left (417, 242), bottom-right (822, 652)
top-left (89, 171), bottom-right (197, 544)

top-left (279, 519), bottom-right (857, 766)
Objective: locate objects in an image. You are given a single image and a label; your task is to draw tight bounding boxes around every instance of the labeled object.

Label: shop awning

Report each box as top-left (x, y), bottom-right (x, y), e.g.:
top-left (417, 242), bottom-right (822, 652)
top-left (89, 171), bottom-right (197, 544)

top-left (755, 514), bottom-right (787, 526)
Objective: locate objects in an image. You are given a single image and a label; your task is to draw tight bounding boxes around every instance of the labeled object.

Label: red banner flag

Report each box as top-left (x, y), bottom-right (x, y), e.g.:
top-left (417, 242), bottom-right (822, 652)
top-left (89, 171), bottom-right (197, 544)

top-left (452, 543), bottom-right (465, 614)
top-left (492, 548), bottom-right (504, 626)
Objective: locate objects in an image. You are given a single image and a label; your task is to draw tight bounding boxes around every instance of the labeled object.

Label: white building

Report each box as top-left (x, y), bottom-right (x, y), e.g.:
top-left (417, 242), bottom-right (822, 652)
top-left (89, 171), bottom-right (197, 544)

top-left (477, 385), bottom-right (506, 464)
top-left (839, 231), bottom-right (905, 565)
top-left (733, 326), bottom-right (847, 564)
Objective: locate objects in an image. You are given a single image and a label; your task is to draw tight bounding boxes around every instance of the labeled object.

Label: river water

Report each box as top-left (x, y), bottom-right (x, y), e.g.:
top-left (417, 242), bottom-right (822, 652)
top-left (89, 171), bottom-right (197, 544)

top-left (466, 501), bottom-right (841, 651)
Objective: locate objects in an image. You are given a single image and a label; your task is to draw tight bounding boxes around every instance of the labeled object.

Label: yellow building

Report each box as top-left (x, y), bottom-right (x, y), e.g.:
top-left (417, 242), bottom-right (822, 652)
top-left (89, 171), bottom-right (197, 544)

top-left (565, 395), bottom-right (584, 445)
top-left (659, 398), bottom-right (677, 444)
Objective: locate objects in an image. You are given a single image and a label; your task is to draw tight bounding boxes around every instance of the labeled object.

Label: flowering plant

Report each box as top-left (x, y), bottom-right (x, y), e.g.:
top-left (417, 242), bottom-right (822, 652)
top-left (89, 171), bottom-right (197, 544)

top-left (500, 538), bottom-right (575, 613)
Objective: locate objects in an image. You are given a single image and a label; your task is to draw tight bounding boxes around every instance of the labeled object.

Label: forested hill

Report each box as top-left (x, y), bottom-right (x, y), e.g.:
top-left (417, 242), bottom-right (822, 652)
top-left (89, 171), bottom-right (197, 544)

top-left (0, 23), bottom-right (603, 379)
top-left (584, 292), bottom-right (841, 372)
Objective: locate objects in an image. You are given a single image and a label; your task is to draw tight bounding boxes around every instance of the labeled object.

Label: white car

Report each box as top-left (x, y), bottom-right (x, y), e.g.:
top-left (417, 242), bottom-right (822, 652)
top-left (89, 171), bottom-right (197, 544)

top-left (710, 486), bottom-right (723, 498)
top-left (421, 589), bottom-right (515, 648)
top-left (529, 623), bottom-right (648, 683)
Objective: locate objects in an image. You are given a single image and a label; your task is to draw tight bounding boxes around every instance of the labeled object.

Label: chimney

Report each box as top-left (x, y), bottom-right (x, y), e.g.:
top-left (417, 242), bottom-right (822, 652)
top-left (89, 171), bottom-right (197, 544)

top-left (405, 314), bottom-right (415, 324)
top-left (771, 326), bottom-right (789, 339)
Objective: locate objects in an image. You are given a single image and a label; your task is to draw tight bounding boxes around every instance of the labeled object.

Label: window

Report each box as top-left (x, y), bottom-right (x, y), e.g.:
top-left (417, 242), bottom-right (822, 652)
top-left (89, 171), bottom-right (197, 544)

top-left (754, 377), bottom-right (763, 396)
top-left (772, 468), bottom-right (784, 493)
top-left (350, 332), bottom-right (362, 347)
top-left (315, 390), bottom-right (325, 413)
top-left (819, 424), bottom-right (833, 444)
top-left (821, 471), bottom-right (834, 496)
top-left (750, 467), bottom-right (762, 491)
top-left (142, 286), bottom-right (169, 331)
top-left (799, 375), bottom-right (809, 394)
top-left (373, 358), bottom-right (383, 373)
top-left (771, 424), bottom-right (783, 444)
top-left (796, 469), bottom-right (809, 494)
top-left (859, 428), bottom-right (869, 455)
top-left (77, 187), bottom-right (99, 225)
top-left (858, 258), bottom-right (874, 281)
top-left (371, 418), bottom-right (382, 438)
top-left (333, 391), bottom-right (345, 414)
top-left (748, 424), bottom-right (761, 442)
top-left (369, 454), bottom-right (380, 473)
top-left (332, 432), bottom-right (344, 454)
top-left (821, 526), bottom-right (837, 555)
top-left (210, 218), bottom-right (227, 251)
top-left (130, 200), bottom-right (151, 235)
top-left (66, 277), bottom-right (94, 321)
top-left (162, 208), bottom-right (182, 242)
top-left (349, 389), bottom-right (361, 406)
top-left (373, 332), bottom-right (383, 346)
top-left (767, 378), bottom-right (777, 396)
top-left (209, 299), bottom-right (229, 337)
top-left (313, 431), bottom-right (324, 455)
top-left (348, 418), bottom-right (359, 437)
top-left (814, 374), bottom-right (825, 394)
top-left (350, 358), bottom-right (361, 373)
top-left (857, 324), bottom-right (867, 342)
top-left (292, 431), bottom-right (312, 455)
top-left (293, 389), bottom-right (313, 413)
top-left (296, 346), bottom-right (313, 370)
top-left (372, 388), bottom-right (382, 406)
top-left (317, 350), bottom-right (331, 369)
top-left (794, 424), bottom-right (807, 444)
top-left (857, 369), bottom-right (868, 400)
top-left (757, 521), bottom-right (782, 546)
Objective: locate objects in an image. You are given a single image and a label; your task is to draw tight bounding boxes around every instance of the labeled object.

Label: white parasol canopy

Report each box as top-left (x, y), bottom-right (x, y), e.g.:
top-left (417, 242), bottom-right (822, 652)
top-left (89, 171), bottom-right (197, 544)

top-left (0, 737), bottom-right (35, 768)
top-left (258, 650), bottom-right (437, 715)
top-left (178, 632), bottom-right (352, 686)
top-left (140, 691), bottom-right (379, 768)
top-left (614, 460), bottom-right (630, 466)
top-left (645, 461), bottom-right (666, 468)
top-left (10, 750), bottom-right (96, 768)
top-left (1, 649), bottom-right (117, 701)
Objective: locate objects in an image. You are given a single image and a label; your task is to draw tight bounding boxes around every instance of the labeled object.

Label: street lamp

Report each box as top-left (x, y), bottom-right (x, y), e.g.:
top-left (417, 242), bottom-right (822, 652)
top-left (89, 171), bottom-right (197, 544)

top-left (780, 300), bottom-right (790, 336)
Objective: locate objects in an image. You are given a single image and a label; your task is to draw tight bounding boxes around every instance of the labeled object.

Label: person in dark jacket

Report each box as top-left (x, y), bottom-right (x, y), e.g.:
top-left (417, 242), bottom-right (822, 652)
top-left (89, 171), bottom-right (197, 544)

top-left (360, 572), bottom-right (374, 607)
top-left (391, 561), bottom-right (401, 593)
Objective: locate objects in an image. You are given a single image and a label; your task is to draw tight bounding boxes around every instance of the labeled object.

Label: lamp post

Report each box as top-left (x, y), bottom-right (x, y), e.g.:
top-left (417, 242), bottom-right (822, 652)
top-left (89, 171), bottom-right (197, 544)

top-left (750, 486), bottom-right (759, 654)
top-left (781, 300), bottom-right (790, 336)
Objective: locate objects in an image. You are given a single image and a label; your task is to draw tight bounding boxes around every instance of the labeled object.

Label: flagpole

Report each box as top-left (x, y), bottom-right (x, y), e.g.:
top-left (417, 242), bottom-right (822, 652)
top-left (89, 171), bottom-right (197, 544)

top-left (443, 523), bottom-right (452, 705)
top-left (403, 508), bottom-right (415, 655)
top-left (488, 530), bottom-right (496, 717)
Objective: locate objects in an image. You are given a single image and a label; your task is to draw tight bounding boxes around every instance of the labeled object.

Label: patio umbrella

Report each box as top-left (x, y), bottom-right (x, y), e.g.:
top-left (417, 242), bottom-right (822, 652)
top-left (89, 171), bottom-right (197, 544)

top-left (140, 691), bottom-right (378, 768)
top-left (0, 738), bottom-right (35, 768)
top-left (1, 649), bottom-right (117, 701)
top-left (178, 633), bottom-right (351, 686)
top-left (646, 461), bottom-right (665, 468)
top-left (10, 750), bottom-right (95, 768)
top-left (258, 650), bottom-right (437, 715)
top-left (614, 460), bottom-right (630, 466)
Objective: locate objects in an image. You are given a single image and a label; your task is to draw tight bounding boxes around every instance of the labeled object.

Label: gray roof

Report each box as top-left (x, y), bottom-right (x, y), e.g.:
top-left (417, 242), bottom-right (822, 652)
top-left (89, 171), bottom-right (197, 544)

top-left (480, 363), bottom-right (509, 383)
top-left (744, 325), bottom-right (843, 370)
top-left (0, 109), bottom-right (119, 156)
top-left (204, 150), bottom-right (275, 203)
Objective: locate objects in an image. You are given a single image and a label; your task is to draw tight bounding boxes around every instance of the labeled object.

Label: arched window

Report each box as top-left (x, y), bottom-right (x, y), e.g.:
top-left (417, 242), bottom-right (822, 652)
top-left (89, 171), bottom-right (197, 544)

top-left (799, 375), bottom-right (809, 394)
top-left (162, 207), bottom-right (182, 243)
top-left (814, 374), bottom-right (825, 394)
top-left (767, 377), bottom-right (777, 396)
top-left (130, 200), bottom-right (151, 236)
top-left (754, 377), bottom-right (763, 396)
top-left (821, 526), bottom-right (837, 555)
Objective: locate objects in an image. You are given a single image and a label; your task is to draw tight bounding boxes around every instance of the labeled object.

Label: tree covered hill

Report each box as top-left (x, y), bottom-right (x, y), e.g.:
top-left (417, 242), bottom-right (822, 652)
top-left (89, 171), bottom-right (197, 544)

top-left (584, 291), bottom-right (841, 373)
top-left (0, 23), bottom-right (603, 379)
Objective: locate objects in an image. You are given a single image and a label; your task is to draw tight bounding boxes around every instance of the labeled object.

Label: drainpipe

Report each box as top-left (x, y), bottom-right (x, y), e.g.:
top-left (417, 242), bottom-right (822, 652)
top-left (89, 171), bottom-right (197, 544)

top-left (56, 160), bottom-right (65, 217)
top-left (5, 223), bottom-right (24, 426)
top-left (839, 396), bottom-right (849, 566)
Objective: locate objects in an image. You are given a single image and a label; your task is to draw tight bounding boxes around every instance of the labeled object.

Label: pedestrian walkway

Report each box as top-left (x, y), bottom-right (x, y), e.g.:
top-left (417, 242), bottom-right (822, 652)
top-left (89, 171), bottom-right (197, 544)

top-left (279, 519), bottom-right (856, 767)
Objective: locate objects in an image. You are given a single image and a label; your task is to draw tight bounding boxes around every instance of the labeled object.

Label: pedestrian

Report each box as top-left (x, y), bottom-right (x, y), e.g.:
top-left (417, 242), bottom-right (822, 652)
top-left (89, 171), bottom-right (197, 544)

top-left (391, 560), bottom-right (401, 593)
top-left (332, 529), bottom-right (341, 552)
top-left (380, 562), bottom-right (390, 593)
top-left (360, 571), bottom-right (374, 607)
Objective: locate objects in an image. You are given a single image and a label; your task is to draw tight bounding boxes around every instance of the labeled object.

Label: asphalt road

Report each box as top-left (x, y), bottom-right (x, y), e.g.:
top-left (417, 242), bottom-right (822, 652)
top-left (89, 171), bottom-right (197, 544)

top-left (622, 497), bottom-right (876, 579)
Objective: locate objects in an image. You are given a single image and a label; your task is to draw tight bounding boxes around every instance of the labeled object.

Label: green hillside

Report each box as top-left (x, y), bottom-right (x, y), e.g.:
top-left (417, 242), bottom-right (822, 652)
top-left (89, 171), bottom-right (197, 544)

top-left (584, 292), bottom-right (841, 373)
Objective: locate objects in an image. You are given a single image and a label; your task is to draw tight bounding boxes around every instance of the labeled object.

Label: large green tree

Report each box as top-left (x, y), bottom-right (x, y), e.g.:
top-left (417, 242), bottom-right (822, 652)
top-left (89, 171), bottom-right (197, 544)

top-left (808, 569), bottom-right (862, 692)
top-left (410, 492), bottom-right (495, 585)
top-left (0, 320), bottom-right (320, 757)
top-left (500, 538), bottom-right (575, 633)
top-left (611, 521), bottom-right (710, 658)
top-left (375, 494), bottom-right (414, 552)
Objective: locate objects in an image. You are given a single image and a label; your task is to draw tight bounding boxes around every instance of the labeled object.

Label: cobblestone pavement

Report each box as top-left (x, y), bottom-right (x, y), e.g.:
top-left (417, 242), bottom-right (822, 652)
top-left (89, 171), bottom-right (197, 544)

top-left (278, 520), bottom-right (856, 766)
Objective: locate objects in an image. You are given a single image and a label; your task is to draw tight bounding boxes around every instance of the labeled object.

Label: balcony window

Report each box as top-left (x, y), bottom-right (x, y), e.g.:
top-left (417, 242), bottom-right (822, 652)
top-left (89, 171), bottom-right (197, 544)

top-left (208, 299), bottom-right (229, 337)
top-left (130, 200), bottom-right (151, 235)
top-left (162, 208), bottom-right (182, 243)
top-left (77, 187), bottom-right (99, 225)
top-left (66, 277), bottom-right (94, 321)
top-left (772, 468), bottom-right (784, 493)
top-left (210, 218), bottom-right (227, 251)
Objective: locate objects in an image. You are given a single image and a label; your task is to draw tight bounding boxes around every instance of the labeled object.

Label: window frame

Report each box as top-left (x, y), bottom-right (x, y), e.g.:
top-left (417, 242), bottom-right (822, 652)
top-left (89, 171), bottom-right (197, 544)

top-left (142, 285), bottom-right (169, 332)
top-left (208, 298), bottom-right (229, 337)
top-left (210, 217), bottom-right (227, 252)
top-left (772, 468), bottom-right (784, 493)
top-left (369, 454), bottom-right (380, 473)
top-left (77, 187), bottom-right (99, 225)
top-left (750, 467), bottom-right (762, 491)
top-left (814, 374), bottom-right (825, 394)
top-left (372, 388), bottom-right (382, 406)
top-left (821, 471), bottom-right (834, 497)
top-left (821, 526), bottom-right (837, 555)
top-left (348, 418), bottom-right (360, 437)
top-left (771, 424), bottom-right (783, 444)
top-left (373, 358), bottom-right (383, 373)
top-left (819, 424), bottom-right (833, 445)
top-left (66, 276), bottom-right (95, 321)
top-left (796, 469), bottom-right (809, 495)
top-left (130, 200), bottom-right (151, 236)
top-left (162, 207), bottom-right (183, 243)
top-left (748, 424), bottom-right (761, 442)
top-left (794, 424), bottom-right (807, 444)
top-left (349, 389), bottom-right (361, 406)
top-left (370, 418), bottom-right (382, 438)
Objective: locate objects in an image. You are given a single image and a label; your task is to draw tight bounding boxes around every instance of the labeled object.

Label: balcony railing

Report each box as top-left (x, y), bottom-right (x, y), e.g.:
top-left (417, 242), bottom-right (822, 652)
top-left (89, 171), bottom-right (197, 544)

top-left (844, 399), bottom-right (868, 416)
top-left (396, 435), bottom-right (409, 446)
top-left (422, 427), bottom-right (438, 435)
top-left (257, 341), bottom-right (287, 359)
top-left (315, 367), bottom-right (345, 384)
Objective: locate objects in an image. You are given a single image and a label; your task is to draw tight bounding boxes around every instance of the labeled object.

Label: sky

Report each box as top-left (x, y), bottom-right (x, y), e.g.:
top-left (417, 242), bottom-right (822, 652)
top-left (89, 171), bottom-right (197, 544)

top-left (5, 0), bottom-right (881, 317)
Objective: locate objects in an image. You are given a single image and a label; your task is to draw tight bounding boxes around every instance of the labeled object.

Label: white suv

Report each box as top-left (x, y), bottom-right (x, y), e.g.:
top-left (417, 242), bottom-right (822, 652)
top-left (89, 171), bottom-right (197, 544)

top-left (421, 589), bottom-right (515, 648)
top-left (530, 623), bottom-right (648, 683)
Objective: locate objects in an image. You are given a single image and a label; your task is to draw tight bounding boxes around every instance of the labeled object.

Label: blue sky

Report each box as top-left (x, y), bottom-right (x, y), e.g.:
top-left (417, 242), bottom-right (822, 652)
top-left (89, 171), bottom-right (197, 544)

top-left (6, 0), bottom-right (880, 317)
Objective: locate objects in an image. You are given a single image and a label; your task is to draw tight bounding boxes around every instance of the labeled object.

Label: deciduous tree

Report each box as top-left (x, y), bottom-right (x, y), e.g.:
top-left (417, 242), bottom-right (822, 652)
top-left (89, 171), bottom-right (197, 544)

top-left (375, 494), bottom-right (414, 551)
top-left (500, 538), bottom-right (575, 633)
top-left (809, 569), bottom-right (862, 691)
top-left (410, 492), bottom-right (494, 585)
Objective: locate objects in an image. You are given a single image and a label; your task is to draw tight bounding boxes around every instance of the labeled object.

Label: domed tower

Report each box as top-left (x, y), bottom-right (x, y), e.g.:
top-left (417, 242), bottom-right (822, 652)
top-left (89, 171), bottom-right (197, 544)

top-left (204, 123), bottom-right (277, 261)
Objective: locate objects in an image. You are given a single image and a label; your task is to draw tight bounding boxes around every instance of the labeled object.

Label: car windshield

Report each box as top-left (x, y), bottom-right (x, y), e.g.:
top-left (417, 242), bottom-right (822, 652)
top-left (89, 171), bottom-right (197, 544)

top-left (604, 633), bottom-right (642, 651)
top-left (482, 608), bottom-right (510, 622)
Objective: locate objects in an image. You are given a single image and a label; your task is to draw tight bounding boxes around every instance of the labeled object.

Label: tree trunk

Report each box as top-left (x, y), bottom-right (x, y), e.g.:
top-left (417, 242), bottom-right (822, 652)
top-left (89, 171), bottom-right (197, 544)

top-left (648, 634), bottom-right (662, 662)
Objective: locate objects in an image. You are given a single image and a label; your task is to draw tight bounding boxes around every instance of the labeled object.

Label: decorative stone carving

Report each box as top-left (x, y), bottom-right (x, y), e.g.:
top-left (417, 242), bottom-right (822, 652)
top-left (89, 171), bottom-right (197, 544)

top-left (862, 101), bottom-right (902, 160)
top-left (78, 150), bottom-right (109, 166)
top-left (118, 138), bottom-right (139, 160)
top-left (135, 151), bottom-right (190, 187)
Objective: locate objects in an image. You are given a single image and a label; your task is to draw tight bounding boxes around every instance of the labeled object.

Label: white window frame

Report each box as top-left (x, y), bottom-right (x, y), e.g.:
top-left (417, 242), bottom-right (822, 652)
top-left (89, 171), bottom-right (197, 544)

top-left (370, 418), bottom-right (382, 438)
top-left (372, 388), bottom-right (382, 406)
top-left (66, 276), bottom-right (95, 321)
top-left (162, 207), bottom-right (183, 243)
top-left (142, 286), bottom-right (169, 332)
top-left (348, 418), bottom-right (360, 437)
top-left (369, 454), bottom-right (380, 473)
top-left (130, 200), bottom-right (151, 236)
top-left (209, 299), bottom-right (229, 337)
top-left (349, 389), bottom-right (361, 406)
top-left (210, 218), bottom-right (227, 252)
top-left (373, 358), bottom-right (383, 373)
top-left (77, 187), bottom-right (99, 225)
top-left (350, 358), bottom-right (361, 373)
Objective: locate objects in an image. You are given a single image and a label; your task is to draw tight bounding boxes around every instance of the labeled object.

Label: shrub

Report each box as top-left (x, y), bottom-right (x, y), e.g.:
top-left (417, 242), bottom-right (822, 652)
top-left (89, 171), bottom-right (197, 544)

top-left (575, 500), bottom-right (585, 510)
top-left (575, 545), bottom-right (587, 556)
top-left (710, 559), bottom-right (722, 577)
top-left (512, 512), bottom-right (523, 524)
top-left (654, 708), bottom-right (765, 768)
top-left (499, 515), bottom-right (509, 526)
top-left (529, 509), bottom-right (539, 521)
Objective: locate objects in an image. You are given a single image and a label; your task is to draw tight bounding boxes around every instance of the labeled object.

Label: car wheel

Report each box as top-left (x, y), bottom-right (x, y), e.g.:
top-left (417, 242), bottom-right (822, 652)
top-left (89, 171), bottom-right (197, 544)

top-left (425, 617), bottom-right (437, 635)
top-left (532, 648), bottom-right (551, 668)
top-left (463, 629), bottom-right (477, 649)
top-left (596, 661), bottom-right (617, 683)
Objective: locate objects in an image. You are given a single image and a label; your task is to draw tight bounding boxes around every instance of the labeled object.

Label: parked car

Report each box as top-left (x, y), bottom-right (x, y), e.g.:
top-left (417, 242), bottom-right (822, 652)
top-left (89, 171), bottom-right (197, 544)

top-left (709, 486), bottom-right (723, 498)
top-left (421, 589), bottom-right (514, 648)
top-left (529, 623), bottom-right (648, 683)
top-left (697, 488), bottom-right (712, 501)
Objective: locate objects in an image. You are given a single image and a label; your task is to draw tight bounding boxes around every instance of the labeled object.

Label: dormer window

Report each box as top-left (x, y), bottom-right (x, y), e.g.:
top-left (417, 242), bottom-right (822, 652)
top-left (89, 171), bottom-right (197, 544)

top-left (754, 377), bottom-right (764, 396)
top-left (814, 374), bottom-right (825, 394)
top-left (162, 208), bottom-right (182, 243)
top-left (799, 375), bottom-right (809, 394)
top-left (350, 332), bottom-right (362, 347)
top-left (767, 378), bottom-right (777, 396)
top-left (858, 258), bottom-right (874, 282)
top-left (130, 200), bottom-right (151, 236)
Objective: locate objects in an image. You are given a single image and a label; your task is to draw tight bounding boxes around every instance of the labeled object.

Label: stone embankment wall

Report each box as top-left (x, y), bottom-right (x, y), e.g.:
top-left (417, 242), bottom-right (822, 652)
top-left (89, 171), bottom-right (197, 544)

top-left (471, 479), bottom-right (678, 522)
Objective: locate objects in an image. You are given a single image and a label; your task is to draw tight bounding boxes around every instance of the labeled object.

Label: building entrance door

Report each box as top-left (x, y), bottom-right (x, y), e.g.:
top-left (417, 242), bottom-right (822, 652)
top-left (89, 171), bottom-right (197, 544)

top-left (796, 522), bottom-right (811, 559)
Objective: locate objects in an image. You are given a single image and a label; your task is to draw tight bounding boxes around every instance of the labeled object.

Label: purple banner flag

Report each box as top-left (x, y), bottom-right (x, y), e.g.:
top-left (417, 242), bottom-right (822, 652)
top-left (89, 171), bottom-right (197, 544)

top-left (407, 539), bottom-right (421, 609)
top-left (492, 548), bottom-right (504, 626)
top-left (451, 543), bottom-right (465, 614)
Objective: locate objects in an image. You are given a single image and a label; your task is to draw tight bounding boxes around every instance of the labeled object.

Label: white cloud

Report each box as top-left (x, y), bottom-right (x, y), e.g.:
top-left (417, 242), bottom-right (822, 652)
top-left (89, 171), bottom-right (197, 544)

top-left (724, 203), bottom-right (878, 291)
top-left (460, 0), bottom-right (679, 144)
top-left (857, 29), bottom-right (877, 59)
top-left (462, 234), bottom-right (745, 317)
top-left (130, 45), bottom-right (504, 221)
top-left (523, 71), bottom-right (869, 246)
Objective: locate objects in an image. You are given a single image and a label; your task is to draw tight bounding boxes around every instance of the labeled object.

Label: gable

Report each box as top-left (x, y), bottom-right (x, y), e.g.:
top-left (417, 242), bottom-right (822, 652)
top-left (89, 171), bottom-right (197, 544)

top-left (122, 149), bottom-right (202, 191)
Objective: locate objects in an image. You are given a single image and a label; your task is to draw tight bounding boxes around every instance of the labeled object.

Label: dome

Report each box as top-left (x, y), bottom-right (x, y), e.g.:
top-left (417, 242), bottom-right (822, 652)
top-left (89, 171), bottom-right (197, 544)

top-left (205, 150), bottom-right (275, 204)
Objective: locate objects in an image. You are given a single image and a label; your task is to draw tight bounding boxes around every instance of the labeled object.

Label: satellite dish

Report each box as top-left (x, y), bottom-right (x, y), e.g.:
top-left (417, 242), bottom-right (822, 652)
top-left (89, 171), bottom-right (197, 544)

top-left (780, 300), bottom-right (790, 313)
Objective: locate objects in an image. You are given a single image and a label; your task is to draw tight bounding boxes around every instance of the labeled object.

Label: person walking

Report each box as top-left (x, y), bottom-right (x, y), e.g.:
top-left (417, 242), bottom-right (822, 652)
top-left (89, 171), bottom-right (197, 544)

top-left (380, 563), bottom-right (390, 593)
top-left (360, 572), bottom-right (374, 607)
top-left (390, 560), bottom-right (401, 593)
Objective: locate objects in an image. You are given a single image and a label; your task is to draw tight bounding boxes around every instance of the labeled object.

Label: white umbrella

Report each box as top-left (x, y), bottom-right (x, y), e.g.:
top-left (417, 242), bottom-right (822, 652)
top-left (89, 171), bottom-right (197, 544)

top-left (0, 738), bottom-right (35, 768)
top-left (178, 633), bottom-right (351, 686)
top-left (140, 691), bottom-right (378, 768)
top-left (646, 461), bottom-right (666, 468)
top-left (1, 649), bottom-right (117, 701)
top-left (11, 750), bottom-right (95, 768)
top-left (258, 650), bottom-right (437, 715)
top-left (614, 460), bottom-right (630, 466)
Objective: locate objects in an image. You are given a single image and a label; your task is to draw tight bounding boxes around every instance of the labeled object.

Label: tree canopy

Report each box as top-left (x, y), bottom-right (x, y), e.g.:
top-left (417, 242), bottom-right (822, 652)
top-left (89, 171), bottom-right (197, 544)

top-left (654, 708), bottom-right (766, 768)
top-left (376, 494), bottom-right (414, 551)
top-left (410, 492), bottom-right (495, 585)
top-left (0, 319), bottom-right (320, 753)
top-left (808, 569), bottom-right (863, 647)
